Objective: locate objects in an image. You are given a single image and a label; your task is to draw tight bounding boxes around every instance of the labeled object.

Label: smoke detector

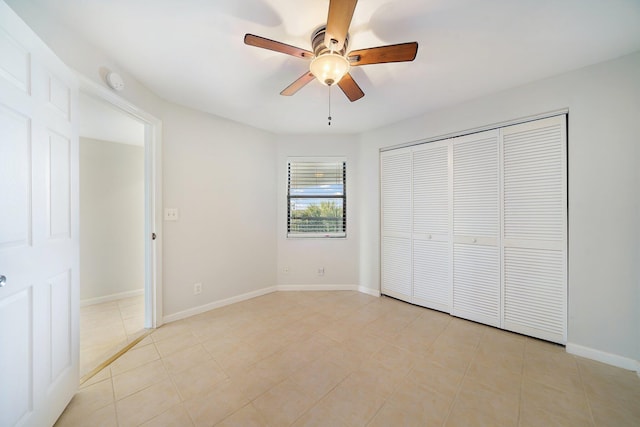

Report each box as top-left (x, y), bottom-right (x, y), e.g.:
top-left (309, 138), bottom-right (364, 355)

top-left (105, 72), bottom-right (124, 91)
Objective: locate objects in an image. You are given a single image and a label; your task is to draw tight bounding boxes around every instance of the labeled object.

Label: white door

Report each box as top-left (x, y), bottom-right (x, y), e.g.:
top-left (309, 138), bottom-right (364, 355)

top-left (0, 3), bottom-right (79, 426)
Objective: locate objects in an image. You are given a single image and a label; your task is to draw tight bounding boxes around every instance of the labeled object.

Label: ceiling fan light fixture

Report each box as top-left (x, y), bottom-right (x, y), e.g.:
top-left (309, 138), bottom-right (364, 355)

top-left (310, 53), bottom-right (350, 86)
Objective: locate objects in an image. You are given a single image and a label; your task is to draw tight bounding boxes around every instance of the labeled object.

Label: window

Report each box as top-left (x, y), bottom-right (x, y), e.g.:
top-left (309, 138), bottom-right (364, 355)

top-left (287, 158), bottom-right (346, 238)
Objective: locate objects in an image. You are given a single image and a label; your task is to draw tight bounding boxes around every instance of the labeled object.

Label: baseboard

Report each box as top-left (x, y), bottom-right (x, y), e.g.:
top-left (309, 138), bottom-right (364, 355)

top-left (566, 343), bottom-right (640, 374)
top-left (162, 286), bottom-right (277, 323)
top-left (276, 284), bottom-right (358, 292)
top-left (358, 286), bottom-right (381, 297)
top-left (162, 284), bottom-right (380, 325)
top-left (81, 289), bottom-right (144, 307)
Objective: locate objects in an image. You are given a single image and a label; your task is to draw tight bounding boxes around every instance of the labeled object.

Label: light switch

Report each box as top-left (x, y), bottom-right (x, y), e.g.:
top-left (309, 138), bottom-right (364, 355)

top-left (164, 208), bottom-right (179, 221)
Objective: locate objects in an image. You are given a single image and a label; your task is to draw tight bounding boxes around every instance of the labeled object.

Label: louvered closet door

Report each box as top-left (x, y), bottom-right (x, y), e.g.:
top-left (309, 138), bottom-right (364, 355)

top-left (452, 130), bottom-right (500, 327)
top-left (502, 115), bottom-right (567, 343)
top-left (412, 141), bottom-right (450, 311)
top-left (380, 148), bottom-right (412, 302)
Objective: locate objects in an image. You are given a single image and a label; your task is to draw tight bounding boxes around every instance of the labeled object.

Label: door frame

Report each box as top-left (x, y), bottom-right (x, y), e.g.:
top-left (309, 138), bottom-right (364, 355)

top-left (78, 75), bottom-right (163, 328)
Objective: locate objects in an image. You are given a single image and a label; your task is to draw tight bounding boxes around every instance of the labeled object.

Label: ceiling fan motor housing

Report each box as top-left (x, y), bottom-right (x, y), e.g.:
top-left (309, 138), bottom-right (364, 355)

top-left (311, 26), bottom-right (349, 57)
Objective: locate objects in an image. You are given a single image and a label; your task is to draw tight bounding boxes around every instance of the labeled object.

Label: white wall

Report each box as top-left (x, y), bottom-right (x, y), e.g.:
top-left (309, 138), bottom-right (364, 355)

top-left (80, 138), bottom-right (145, 301)
top-left (161, 103), bottom-right (277, 317)
top-left (276, 134), bottom-right (359, 288)
top-left (357, 51), bottom-right (640, 364)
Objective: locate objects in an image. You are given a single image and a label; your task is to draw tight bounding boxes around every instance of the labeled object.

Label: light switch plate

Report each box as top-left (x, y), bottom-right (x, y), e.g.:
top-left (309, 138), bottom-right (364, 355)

top-left (164, 208), bottom-right (179, 221)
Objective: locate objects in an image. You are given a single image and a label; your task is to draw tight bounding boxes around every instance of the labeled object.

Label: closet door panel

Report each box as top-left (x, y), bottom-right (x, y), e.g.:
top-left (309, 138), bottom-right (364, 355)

top-left (412, 142), bottom-right (450, 311)
top-left (381, 149), bottom-right (412, 301)
top-left (413, 143), bottom-right (448, 237)
top-left (503, 118), bottom-right (566, 243)
top-left (382, 236), bottom-right (412, 302)
top-left (502, 115), bottom-right (567, 343)
top-left (453, 133), bottom-right (499, 240)
top-left (381, 149), bottom-right (411, 234)
top-left (413, 239), bottom-right (449, 311)
top-left (452, 130), bottom-right (500, 326)
top-left (504, 247), bottom-right (565, 342)
top-left (453, 243), bottom-right (500, 326)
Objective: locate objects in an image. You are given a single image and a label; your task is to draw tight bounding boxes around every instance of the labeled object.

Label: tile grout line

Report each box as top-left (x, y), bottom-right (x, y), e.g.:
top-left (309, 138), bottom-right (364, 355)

top-left (575, 357), bottom-right (598, 427)
top-left (517, 338), bottom-right (528, 427)
top-left (440, 325), bottom-right (483, 427)
top-left (429, 316), bottom-right (457, 427)
top-left (109, 363), bottom-right (118, 426)
top-left (289, 333), bottom-right (375, 427)
top-left (275, 301), bottom-right (394, 427)
top-left (363, 349), bottom-right (399, 426)
top-left (180, 317), bottom-right (288, 426)
top-left (117, 301), bottom-right (127, 344)
top-left (425, 315), bottom-right (456, 425)
top-left (124, 334), bottom-right (194, 426)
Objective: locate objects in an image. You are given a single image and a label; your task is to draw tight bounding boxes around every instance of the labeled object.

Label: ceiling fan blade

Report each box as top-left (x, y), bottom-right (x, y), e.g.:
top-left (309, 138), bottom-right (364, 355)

top-left (244, 34), bottom-right (313, 59)
top-left (325, 0), bottom-right (358, 52)
top-left (281, 72), bottom-right (315, 96)
top-left (337, 73), bottom-right (364, 102)
top-left (349, 42), bottom-right (418, 66)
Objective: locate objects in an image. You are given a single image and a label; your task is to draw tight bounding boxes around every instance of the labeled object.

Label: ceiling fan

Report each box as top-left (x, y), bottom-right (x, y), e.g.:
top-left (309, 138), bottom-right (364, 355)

top-left (244, 0), bottom-right (418, 102)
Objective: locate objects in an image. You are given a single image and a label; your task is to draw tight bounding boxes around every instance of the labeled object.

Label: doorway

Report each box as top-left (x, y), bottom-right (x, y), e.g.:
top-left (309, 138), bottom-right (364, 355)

top-left (77, 77), bottom-right (162, 379)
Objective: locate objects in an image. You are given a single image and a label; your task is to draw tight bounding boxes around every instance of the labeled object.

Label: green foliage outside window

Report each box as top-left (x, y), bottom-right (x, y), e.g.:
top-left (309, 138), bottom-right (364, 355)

top-left (289, 200), bottom-right (343, 233)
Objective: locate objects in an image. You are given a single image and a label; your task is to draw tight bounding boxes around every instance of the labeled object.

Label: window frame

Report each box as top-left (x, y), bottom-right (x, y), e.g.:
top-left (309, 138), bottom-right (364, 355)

top-left (287, 157), bottom-right (347, 239)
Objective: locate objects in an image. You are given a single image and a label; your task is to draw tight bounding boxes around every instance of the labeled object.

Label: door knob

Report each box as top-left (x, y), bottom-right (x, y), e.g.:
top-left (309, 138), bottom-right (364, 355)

top-left (0, 275), bottom-right (6, 288)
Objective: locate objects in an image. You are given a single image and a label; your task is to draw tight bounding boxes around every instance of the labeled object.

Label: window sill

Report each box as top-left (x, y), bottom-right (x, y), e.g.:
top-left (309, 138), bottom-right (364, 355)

top-left (287, 233), bottom-right (347, 239)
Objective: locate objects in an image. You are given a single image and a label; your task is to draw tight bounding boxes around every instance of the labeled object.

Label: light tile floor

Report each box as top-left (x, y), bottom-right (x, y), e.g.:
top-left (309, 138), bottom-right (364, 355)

top-left (59, 291), bottom-right (640, 426)
top-left (80, 294), bottom-right (145, 377)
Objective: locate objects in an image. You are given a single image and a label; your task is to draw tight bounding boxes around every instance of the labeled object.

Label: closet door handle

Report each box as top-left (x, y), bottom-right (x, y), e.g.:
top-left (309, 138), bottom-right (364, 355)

top-left (0, 275), bottom-right (6, 288)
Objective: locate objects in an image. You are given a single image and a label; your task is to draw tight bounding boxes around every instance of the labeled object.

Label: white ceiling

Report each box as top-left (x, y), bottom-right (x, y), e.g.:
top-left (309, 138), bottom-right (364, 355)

top-left (20, 0), bottom-right (640, 134)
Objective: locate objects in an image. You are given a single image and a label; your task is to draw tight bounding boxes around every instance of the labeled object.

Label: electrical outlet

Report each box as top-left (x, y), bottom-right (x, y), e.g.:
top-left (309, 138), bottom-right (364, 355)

top-left (164, 208), bottom-right (179, 221)
top-left (193, 282), bottom-right (202, 295)
top-left (317, 267), bottom-right (324, 276)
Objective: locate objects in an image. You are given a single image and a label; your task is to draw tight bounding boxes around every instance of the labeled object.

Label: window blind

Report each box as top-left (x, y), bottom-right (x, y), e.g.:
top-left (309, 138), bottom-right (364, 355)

top-left (287, 159), bottom-right (346, 237)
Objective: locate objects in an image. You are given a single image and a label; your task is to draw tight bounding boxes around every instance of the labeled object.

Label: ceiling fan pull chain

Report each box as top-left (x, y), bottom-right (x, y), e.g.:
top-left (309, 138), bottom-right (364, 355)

top-left (328, 85), bottom-right (332, 126)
